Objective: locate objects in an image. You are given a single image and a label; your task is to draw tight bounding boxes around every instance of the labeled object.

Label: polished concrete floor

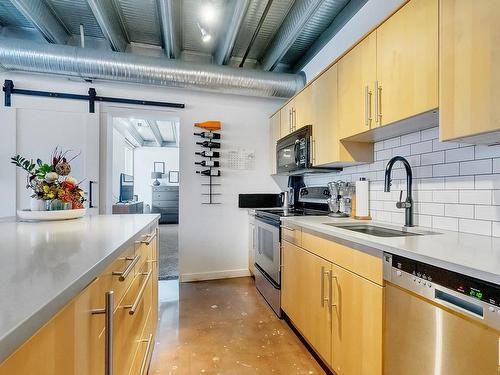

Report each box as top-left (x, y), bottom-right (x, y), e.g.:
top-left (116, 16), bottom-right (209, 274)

top-left (149, 277), bottom-right (326, 375)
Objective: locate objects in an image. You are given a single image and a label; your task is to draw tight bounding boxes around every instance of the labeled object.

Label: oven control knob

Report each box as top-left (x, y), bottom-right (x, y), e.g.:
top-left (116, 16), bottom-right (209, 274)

top-left (417, 279), bottom-right (421, 284)
top-left (412, 277), bottom-right (416, 282)
top-left (428, 283), bottom-right (432, 288)
top-left (396, 270), bottom-right (402, 277)
top-left (489, 307), bottom-right (495, 313)
top-left (422, 281), bottom-right (427, 286)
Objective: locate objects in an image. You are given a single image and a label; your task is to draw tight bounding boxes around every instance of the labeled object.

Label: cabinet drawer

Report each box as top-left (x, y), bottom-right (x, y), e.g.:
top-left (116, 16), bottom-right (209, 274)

top-left (152, 192), bottom-right (179, 201)
top-left (301, 230), bottom-right (383, 285)
top-left (114, 260), bottom-right (153, 375)
top-left (128, 308), bottom-right (154, 375)
top-left (281, 224), bottom-right (302, 246)
top-left (92, 242), bottom-right (136, 313)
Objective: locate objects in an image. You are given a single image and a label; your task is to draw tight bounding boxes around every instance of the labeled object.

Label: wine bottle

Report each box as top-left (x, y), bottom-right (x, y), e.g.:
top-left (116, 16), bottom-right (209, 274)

top-left (195, 160), bottom-right (220, 167)
top-left (194, 121), bottom-right (221, 131)
top-left (196, 169), bottom-right (221, 176)
top-left (194, 131), bottom-right (221, 139)
top-left (195, 151), bottom-right (220, 158)
top-left (196, 141), bottom-right (221, 149)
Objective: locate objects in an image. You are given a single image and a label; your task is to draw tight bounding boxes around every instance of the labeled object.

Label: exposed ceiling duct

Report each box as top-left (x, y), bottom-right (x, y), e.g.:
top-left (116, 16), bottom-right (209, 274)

top-left (0, 39), bottom-right (305, 98)
top-left (8, 0), bottom-right (70, 44)
top-left (157, 0), bottom-right (180, 59)
top-left (86, 0), bottom-right (128, 52)
top-left (260, 0), bottom-right (323, 71)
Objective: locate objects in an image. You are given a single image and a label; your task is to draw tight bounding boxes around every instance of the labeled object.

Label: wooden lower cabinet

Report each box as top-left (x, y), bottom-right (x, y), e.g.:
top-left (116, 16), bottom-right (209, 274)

top-left (0, 223), bottom-right (159, 375)
top-left (281, 241), bottom-right (332, 364)
top-left (331, 263), bottom-right (383, 375)
top-left (281, 232), bottom-right (383, 375)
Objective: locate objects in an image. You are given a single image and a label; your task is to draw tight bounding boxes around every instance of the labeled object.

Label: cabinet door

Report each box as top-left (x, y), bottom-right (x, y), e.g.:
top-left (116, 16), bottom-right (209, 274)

top-left (279, 100), bottom-right (294, 137)
top-left (294, 85), bottom-right (313, 130)
top-left (376, 0), bottom-right (438, 127)
top-left (281, 241), bottom-right (332, 364)
top-left (338, 32), bottom-right (377, 139)
top-left (269, 112), bottom-right (280, 174)
top-left (331, 264), bottom-right (383, 375)
top-left (311, 64), bottom-right (338, 166)
top-left (439, 0), bottom-right (500, 141)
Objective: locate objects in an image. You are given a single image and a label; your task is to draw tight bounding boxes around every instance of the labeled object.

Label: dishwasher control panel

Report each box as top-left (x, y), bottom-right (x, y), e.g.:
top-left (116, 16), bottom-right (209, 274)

top-left (384, 253), bottom-right (500, 331)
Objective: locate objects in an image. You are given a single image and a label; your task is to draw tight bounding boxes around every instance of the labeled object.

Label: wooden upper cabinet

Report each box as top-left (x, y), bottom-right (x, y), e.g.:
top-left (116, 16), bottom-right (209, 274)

top-left (439, 0), bottom-right (500, 143)
top-left (338, 32), bottom-right (377, 139)
top-left (269, 112), bottom-right (280, 174)
top-left (331, 264), bottom-right (383, 375)
top-left (294, 85), bottom-right (313, 130)
top-left (376, 0), bottom-right (438, 127)
top-left (280, 100), bottom-right (294, 137)
top-left (312, 64), bottom-right (338, 166)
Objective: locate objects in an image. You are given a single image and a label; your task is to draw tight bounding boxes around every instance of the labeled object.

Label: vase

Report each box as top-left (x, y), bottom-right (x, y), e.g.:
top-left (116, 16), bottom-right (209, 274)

top-left (30, 198), bottom-right (46, 211)
top-left (46, 199), bottom-right (72, 211)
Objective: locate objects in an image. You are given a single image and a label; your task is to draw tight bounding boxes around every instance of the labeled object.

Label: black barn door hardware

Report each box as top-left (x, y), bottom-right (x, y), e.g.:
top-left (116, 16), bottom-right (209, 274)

top-left (3, 80), bottom-right (185, 113)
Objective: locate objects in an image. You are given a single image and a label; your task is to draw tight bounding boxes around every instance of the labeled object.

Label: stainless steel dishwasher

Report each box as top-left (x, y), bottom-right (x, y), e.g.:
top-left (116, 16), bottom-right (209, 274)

top-left (383, 253), bottom-right (500, 375)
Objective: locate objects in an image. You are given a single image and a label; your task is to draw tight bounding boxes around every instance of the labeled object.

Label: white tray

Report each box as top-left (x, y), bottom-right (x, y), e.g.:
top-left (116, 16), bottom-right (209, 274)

top-left (17, 208), bottom-right (86, 221)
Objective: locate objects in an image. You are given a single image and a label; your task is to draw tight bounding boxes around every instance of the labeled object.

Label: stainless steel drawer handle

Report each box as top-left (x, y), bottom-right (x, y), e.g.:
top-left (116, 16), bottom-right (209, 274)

top-left (124, 270), bottom-right (152, 315)
top-left (139, 333), bottom-right (154, 375)
top-left (137, 231), bottom-right (157, 245)
top-left (91, 291), bottom-right (114, 375)
top-left (112, 255), bottom-right (140, 281)
top-left (281, 226), bottom-right (295, 231)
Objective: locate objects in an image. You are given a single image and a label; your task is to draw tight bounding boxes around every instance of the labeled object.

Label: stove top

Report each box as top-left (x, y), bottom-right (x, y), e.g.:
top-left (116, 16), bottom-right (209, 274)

top-left (255, 208), bottom-right (328, 219)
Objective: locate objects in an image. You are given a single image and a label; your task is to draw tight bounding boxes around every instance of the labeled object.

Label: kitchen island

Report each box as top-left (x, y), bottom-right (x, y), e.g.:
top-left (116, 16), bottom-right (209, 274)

top-left (0, 214), bottom-right (159, 374)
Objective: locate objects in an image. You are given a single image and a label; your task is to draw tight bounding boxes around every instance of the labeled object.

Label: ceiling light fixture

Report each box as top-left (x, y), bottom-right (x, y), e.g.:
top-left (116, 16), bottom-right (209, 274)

top-left (200, 0), bottom-right (217, 25)
top-left (198, 23), bottom-right (212, 43)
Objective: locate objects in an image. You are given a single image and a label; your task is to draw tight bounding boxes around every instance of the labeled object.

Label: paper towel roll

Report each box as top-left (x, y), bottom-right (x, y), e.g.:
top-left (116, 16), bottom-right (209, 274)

top-left (355, 178), bottom-right (370, 219)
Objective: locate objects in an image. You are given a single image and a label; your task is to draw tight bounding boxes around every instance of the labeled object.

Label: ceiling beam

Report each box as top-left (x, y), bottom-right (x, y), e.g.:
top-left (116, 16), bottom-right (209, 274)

top-left (147, 120), bottom-right (163, 147)
top-left (157, 0), bottom-right (180, 58)
top-left (86, 0), bottom-right (128, 52)
top-left (9, 0), bottom-right (70, 44)
top-left (292, 0), bottom-right (368, 72)
top-left (260, 0), bottom-right (323, 71)
top-left (214, 0), bottom-right (250, 65)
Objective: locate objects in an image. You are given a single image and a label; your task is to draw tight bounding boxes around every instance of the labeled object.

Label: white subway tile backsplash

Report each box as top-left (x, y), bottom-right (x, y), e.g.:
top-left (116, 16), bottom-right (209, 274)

top-left (433, 139), bottom-right (460, 151)
top-left (401, 131), bottom-right (421, 145)
top-left (433, 190), bottom-right (459, 203)
top-left (475, 205), bottom-right (500, 221)
top-left (460, 159), bottom-right (492, 176)
top-left (432, 216), bottom-right (458, 231)
top-left (421, 127), bottom-right (439, 141)
top-left (304, 127), bottom-right (500, 238)
top-left (493, 158), bottom-right (500, 173)
top-left (459, 219), bottom-right (492, 236)
top-left (445, 204), bottom-right (474, 218)
top-left (475, 144), bottom-right (500, 159)
top-left (445, 176), bottom-right (475, 190)
top-left (459, 190), bottom-right (492, 205)
top-left (411, 140), bottom-right (433, 155)
top-left (433, 163), bottom-right (459, 177)
top-left (421, 151), bottom-right (444, 166)
top-left (445, 146), bottom-right (474, 163)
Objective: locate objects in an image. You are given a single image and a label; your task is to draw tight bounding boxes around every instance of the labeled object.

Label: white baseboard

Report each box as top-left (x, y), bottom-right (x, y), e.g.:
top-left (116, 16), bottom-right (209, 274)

top-left (180, 268), bottom-right (251, 282)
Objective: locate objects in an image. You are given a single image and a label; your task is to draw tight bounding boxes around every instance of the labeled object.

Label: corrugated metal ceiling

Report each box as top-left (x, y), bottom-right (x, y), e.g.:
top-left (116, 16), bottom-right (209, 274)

top-left (0, 0), bottom-right (361, 71)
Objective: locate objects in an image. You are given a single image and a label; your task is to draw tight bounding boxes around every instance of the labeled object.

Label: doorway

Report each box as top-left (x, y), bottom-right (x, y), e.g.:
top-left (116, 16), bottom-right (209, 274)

top-left (109, 112), bottom-right (181, 280)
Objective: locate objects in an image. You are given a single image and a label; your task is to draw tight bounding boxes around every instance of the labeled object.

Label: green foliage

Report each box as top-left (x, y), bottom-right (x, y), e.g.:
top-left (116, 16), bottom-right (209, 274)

top-left (10, 155), bottom-right (36, 175)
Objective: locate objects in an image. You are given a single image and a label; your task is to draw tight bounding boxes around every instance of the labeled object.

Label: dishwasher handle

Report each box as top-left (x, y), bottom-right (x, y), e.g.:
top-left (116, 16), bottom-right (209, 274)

top-left (434, 288), bottom-right (484, 318)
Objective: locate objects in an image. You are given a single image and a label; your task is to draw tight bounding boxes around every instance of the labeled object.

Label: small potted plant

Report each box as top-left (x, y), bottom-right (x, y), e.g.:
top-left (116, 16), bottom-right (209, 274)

top-left (11, 147), bottom-right (86, 212)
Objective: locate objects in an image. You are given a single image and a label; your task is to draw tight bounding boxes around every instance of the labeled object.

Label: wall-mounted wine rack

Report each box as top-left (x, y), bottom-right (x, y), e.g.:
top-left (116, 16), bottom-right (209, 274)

top-left (194, 130), bottom-right (221, 204)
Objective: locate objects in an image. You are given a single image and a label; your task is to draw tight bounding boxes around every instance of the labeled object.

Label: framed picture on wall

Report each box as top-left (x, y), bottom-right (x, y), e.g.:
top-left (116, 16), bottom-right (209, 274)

top-left (169, 171), bottom-right (179, 183)
top-left (153, 162), bottom-right (165, 174)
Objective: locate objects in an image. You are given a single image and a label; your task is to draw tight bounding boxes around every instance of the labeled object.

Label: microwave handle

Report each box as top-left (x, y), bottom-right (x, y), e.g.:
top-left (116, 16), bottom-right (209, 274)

top-left (294, 140), bottom-right (300, 165)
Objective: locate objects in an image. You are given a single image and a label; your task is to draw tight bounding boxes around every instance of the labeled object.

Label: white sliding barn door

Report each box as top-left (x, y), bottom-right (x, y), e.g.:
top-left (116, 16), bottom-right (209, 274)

top-left (0, 95), bottom-right (100, 216)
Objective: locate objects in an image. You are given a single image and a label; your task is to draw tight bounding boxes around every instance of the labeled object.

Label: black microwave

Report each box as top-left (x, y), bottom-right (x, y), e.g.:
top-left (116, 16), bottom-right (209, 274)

top-left (276, 125), bottom-right (313, 174)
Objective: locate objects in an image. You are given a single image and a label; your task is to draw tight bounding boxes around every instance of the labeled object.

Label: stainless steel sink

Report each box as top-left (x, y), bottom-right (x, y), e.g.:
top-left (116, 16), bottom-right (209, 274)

top-left (324, 223), bottom-right (437, 237)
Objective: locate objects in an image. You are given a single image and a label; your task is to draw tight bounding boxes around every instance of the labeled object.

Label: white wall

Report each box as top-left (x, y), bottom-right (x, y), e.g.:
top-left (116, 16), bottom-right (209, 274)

top-left (301, 0), bottom-right (405, 82)
top-left (306, 127), bottom-right (500, 237)
top-left (133, 146), bottom-right (179, 208)
top-left (0, 71), bottom-right (283, 281)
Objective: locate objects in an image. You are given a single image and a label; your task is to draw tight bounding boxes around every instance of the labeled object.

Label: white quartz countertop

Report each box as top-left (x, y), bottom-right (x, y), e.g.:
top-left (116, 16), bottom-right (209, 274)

top-left (0, 214), bottom-right (159, 363)
top-left (281, 216), bottom-right (500, 285)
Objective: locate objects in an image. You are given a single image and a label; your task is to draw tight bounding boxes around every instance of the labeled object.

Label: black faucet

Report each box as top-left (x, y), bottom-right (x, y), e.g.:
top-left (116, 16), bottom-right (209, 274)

top-left (384, 156), bottom-right (414, 227)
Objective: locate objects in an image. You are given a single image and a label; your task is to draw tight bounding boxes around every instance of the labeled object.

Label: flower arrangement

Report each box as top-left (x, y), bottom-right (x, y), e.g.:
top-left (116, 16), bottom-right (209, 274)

top-left (11, 147), bottom-right (86, 210)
